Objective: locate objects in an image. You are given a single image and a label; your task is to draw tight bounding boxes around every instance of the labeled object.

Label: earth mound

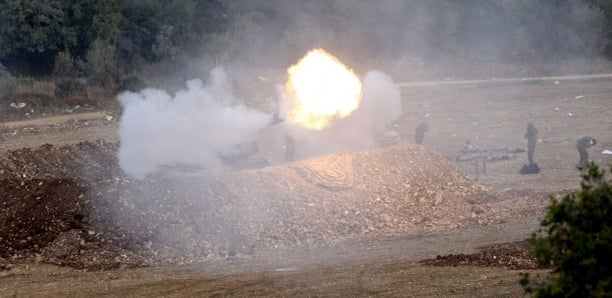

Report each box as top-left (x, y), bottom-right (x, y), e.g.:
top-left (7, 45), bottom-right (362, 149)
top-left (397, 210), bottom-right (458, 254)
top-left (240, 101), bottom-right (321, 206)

top-left (1, 141), bottom-right (489, 269)
top-left (420, 240), bottom-right (541, 270)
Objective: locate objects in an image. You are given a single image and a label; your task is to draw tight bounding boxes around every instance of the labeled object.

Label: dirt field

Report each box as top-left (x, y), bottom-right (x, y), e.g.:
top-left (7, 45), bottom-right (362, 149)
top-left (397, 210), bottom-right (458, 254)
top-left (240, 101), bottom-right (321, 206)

top-left (1, 74), bottom-right (611, 296)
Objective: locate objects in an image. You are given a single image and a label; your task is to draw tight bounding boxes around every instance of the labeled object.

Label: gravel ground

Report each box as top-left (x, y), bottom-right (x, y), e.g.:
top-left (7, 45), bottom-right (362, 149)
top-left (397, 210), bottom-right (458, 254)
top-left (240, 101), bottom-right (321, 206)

top-left (1, 75), bottom-right (610, 296)
top-left (3, 141), bottom-right (538, 270)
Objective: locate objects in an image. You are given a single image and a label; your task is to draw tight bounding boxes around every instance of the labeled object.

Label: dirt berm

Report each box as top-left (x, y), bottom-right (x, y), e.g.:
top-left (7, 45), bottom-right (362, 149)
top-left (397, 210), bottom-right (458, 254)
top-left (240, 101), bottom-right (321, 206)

top-left (0, 141), bottom-right (491, 270)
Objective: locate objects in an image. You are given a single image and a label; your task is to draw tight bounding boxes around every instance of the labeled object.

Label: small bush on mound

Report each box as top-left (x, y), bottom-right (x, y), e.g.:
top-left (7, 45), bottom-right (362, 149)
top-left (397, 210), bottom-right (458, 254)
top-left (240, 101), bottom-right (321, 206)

top-left (521, 164), bottom-right (612, 297)
top-left (55, 78), bottom-right (87, 98)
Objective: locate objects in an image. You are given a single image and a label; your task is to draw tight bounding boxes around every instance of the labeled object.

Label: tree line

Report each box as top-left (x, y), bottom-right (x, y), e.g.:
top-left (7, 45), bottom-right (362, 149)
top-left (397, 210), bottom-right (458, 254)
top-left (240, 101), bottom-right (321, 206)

top-left (0, 0), bottom-right (611, 92)
top-left (0, 0), bottom-right (225, 83)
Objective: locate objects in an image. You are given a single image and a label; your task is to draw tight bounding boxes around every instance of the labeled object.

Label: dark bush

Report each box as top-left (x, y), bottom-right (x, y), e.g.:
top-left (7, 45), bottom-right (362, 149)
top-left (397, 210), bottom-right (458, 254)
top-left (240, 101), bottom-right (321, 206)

top-left (0, 64), bottom-right (16, 103)
top-left (55, 78), bottom-right (87, 98)
top-left (53, 50), bottom-right (81, 78)
top-left (117, 75), bottom-right (147, 92)
top-left (521, 164), bottom-right (612, 297)
top-left (0, 62), bottom-right (10, 77)
top-left (86, 39), bottom-right (119, 88)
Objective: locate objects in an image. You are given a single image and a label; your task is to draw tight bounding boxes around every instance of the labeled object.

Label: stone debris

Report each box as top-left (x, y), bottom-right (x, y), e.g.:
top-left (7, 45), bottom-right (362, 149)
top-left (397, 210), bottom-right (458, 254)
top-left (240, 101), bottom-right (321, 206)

top-left (0, 141), bottom-right (546, 270)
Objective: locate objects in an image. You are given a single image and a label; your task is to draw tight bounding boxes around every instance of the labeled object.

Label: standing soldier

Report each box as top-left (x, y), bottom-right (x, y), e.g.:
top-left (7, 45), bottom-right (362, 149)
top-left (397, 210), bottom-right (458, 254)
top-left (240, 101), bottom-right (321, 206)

top-left (576, 136), bottom-right (597, 167)
top-left (519, 123), bottom-right (540, 174)
top-left (525, 123), bottom-right (537, 166)
top-left (284, 134), bottom-right (295, 163)
top-left (415, 123), bottom-right (428, 145)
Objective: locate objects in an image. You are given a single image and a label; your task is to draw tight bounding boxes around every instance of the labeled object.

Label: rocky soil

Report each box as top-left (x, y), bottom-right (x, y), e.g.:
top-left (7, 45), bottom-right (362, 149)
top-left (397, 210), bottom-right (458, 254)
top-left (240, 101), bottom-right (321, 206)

top-left (3, 75), bottom-right (611, 296)
top-left (0, 141), bottom-right (550, 270)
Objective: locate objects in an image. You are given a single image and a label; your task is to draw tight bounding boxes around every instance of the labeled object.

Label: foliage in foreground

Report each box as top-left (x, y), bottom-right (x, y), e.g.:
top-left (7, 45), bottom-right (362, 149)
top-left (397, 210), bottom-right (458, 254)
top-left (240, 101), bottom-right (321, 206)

top-left (521, 164), bottom-right (612, 297)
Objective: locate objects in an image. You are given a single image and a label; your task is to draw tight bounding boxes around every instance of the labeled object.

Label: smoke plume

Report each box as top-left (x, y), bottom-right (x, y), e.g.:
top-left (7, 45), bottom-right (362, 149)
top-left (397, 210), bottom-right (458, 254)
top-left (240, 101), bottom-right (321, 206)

top-left (284, 70), bottom-right (402, 157)
top-left (118, 67), bottom-right (273, 179)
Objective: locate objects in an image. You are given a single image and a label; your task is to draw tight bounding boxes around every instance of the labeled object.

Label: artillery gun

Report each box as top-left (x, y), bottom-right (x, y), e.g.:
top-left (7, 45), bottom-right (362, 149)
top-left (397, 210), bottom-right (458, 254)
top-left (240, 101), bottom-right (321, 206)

top-left (218, 113), bottom-right (285, 171)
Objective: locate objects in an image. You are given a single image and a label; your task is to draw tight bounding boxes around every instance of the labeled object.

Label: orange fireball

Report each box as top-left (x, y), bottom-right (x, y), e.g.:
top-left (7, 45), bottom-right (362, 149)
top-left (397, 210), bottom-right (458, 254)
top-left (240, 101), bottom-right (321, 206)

top-left (285, 49), bottom-right (362, 130)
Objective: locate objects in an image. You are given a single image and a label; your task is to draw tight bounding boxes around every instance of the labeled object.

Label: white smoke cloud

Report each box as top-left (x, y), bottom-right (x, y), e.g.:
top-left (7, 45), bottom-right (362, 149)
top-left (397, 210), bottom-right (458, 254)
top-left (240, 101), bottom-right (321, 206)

top-left (118, 67), bottom-right (273, 179)
top-left (118, 67), bottom-right (401, 178)
top-left (350, 70), bottom-right (403, 134)
top-left (285, 70), bottom-right (402, 156)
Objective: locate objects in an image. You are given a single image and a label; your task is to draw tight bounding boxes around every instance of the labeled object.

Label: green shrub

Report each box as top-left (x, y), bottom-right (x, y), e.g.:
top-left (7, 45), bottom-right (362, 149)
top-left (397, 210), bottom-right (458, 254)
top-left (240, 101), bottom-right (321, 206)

top-left (55, 78), bottom-right (87, 98)
top-left (0, 77), bottom-right (16, 103)
top-left (86, 38), bottom-right (118, 88)
top-left (521, 164), bottom-right (612, 297)
top-left (0, 62), bottom-right (10, 77)
top-left (17, 76), bottom-right (36, 84)
top-left (53, 50), bottom-right (77, 78)
top-left (117, 75), bottom-right (147, 92)
top-left (0, 65), bottom-right (16, 103)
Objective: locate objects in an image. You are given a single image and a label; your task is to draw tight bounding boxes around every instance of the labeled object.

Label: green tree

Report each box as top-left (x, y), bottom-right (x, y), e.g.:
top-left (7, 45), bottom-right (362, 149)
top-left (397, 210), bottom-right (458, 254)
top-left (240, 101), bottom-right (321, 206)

top-left (0, 0), bottom-right (120, 75)
top-left (583, 0), bottom-right (612, 57)
top-left (117, 0), bottom-right (227, 71)
top-left (0, 0), bottom-right (77, 74)
top-left (521, 164), bottom-right (612, 297)
top-left (86, 38), bottom-right (118, 88)
top-left (66, 0), bottom-right (121, 57)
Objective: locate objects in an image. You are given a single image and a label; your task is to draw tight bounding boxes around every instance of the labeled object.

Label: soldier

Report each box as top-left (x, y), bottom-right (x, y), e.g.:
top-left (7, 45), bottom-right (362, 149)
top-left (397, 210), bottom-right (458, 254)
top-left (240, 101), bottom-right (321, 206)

top-left (415, 123), bottom-right (428, 145)
top-left (525, 123), bottom-right (537, 166)
top-left (284, 134), bottom-right (295, 163)
top-left (270, 112), bottom-right (284, 126)
top-left (576, 136), bottom-right (597, 167)
top-left (519, 123), bottom-right (540, 174)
